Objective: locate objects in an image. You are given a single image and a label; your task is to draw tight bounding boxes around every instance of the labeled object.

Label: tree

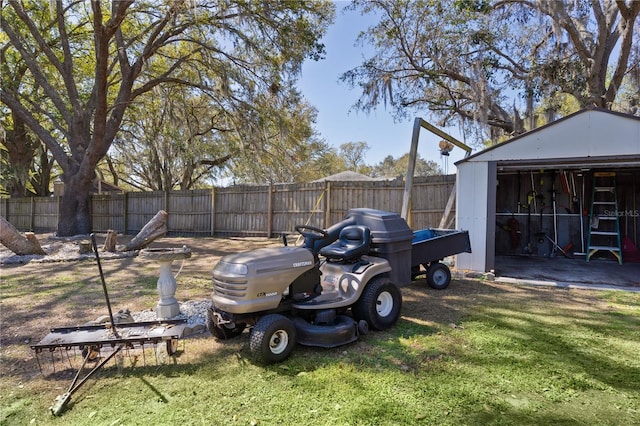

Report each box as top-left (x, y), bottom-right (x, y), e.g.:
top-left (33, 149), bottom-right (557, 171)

top-left (339, 141), bottom-right (369, 170)
top-left (224, 89), bottom-right (337, 184)
top-left (1, 114), bottom-right (38, 197)
top-left (0, 30), bottom-right (54, 197)
top-left (108, 84), bottom-right (234, 191)
top-left (1, 0), bottom-right (334, 235)
top-left (341, 0), bottom-right (640, 144)
top-left (372, 153), bottom-right (442, 179)
top-left (0, 117), bottom-right (55, 197)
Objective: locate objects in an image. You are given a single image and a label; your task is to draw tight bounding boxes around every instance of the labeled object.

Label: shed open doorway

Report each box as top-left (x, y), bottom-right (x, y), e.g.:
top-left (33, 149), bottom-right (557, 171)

top-left (492, 166), bottom-right (640, 288)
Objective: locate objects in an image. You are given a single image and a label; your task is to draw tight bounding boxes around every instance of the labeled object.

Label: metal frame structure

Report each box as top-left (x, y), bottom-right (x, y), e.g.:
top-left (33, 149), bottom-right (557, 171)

top-left (401, 118), bottom-right (472, 227)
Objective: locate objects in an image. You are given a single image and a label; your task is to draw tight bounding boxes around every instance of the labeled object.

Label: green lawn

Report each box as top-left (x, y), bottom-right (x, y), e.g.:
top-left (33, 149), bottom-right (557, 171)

top-left (2, 277), bottom-right (639, 425)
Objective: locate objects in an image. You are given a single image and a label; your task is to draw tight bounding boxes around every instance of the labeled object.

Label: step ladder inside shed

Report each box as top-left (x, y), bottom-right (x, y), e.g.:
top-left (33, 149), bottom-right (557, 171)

top-left (586, 172), bottom-right (622, 264)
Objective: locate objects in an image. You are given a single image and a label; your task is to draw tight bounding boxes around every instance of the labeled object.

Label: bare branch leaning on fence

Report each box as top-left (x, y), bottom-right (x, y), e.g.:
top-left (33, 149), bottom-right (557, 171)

top-left (122, 210), bottom-right (168, 251)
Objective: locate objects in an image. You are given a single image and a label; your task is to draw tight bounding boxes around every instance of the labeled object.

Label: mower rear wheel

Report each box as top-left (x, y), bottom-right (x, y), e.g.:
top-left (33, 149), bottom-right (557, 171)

top-left (249, 314), bottom-right (297, 364)
top-left (426, 262), bottom-right (451, 290)
top-left (352, 276), bottom-right (402, 331)
top-left (357, 319), bottom-right (369, 335)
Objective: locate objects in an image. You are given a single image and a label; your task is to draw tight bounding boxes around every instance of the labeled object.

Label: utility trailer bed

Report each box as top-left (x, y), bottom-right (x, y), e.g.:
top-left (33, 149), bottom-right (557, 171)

top-left (411, 228), bottom-right (472, 266)
top-left (410, 228), bottom-right (472, 289)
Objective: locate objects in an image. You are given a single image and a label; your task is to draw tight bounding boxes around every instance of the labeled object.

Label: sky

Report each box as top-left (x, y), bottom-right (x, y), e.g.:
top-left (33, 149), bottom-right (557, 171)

top-left (297, 2), bottom-right (469, 174)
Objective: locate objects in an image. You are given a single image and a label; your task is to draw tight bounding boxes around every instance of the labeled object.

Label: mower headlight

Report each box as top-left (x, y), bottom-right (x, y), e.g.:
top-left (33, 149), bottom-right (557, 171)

top-left (214, 261), bottom-right (248, 276)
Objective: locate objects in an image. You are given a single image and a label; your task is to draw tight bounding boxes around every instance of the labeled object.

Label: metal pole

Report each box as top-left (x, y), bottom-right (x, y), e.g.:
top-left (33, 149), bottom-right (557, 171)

top-left (401, 118), bottom-right (421, 222)
top-left (90, 234), bottom-right (119, 338)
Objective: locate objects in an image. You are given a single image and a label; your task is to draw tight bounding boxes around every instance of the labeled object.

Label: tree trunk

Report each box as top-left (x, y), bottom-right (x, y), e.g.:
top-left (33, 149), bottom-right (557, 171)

top-left (32, 145), bottom-right (54, 196)
top-left (78, 240), bottom-right (93, 254)
top-left (4, 114), bottom-right (39, 197)
top-left (0, 216), bottom-right (46, 255)
top-left (57, 176), bottom-right (93, 236)
top-left (103, 230), bottom-right (118, 252)
top-left (122, 210), bottom-right (168, 251)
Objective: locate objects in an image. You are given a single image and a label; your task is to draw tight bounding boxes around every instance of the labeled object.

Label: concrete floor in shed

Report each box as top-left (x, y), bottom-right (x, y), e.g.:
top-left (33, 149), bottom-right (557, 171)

top-left (493, 254), bottom-right (640, 291)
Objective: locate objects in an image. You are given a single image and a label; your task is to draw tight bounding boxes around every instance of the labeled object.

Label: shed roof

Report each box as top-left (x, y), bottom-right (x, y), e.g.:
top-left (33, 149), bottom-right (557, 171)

top-left (456, 107), bottom-right (640, 168)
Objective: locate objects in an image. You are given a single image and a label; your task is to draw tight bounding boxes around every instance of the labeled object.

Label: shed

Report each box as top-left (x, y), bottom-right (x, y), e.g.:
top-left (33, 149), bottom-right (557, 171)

top-left (455, 107), bottom-right (640, 282)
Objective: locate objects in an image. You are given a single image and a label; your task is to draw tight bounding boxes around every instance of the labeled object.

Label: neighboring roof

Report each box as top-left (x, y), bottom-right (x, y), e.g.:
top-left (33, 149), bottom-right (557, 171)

top-left (456, 107), bottom-right (640, 166)
top-left (92, 179), bottom-right (124, 194)
top-left (313, 171), bottom-right (385, 182)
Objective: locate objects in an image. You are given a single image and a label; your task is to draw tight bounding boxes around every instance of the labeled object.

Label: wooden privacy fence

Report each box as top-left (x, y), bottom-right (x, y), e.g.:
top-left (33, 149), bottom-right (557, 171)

top-left (1, 175), bottom-right (456, 236)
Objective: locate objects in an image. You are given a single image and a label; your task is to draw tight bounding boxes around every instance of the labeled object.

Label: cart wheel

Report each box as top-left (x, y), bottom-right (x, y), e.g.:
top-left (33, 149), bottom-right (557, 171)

top-left (249, 314), bottom-right (296, 364)
top-left (426, 262), bottom-right (451, 290)
top-left (166, 338), bottom-right (179, 356)
top-left (352, 276), bottom-right (402, 331)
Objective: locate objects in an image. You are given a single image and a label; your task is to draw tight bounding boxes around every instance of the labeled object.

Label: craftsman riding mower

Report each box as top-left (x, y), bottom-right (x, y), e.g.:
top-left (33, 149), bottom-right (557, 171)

top-left (206, 208), bottom-right (413, 364)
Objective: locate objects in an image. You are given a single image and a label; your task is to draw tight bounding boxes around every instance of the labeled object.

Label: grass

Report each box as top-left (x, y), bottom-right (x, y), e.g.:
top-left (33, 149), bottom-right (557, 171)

top-left (1, 274), bottom-right (640, 425)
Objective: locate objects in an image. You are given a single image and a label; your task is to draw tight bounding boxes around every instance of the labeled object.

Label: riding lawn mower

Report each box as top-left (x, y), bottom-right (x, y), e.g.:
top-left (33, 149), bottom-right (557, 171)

top-left (206, 208), bottom-right (414, 364)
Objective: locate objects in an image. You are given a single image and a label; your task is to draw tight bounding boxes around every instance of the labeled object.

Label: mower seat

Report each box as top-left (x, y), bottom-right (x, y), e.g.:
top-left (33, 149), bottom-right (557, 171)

top-left (319, 225), bottom-right (371, 263)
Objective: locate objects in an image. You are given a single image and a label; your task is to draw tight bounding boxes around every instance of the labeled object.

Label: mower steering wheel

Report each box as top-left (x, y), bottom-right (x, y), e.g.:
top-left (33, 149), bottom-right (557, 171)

top-left (295, 225), bottom-right (329, 241)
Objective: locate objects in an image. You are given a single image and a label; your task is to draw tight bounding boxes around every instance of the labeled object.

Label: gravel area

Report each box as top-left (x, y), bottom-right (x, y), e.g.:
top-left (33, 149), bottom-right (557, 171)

top-left (131, 299), bottom-right (212, 327)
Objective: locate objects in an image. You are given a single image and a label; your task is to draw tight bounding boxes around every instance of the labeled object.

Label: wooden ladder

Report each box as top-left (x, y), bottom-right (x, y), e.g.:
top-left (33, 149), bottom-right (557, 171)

top-left (586, 172), bottom-right (622, 264)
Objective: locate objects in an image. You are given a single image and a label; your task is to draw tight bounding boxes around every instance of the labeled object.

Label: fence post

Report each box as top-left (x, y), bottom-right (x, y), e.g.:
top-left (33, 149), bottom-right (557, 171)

top-left (267, 183), bottom-right (273, 238)
top-left (210, 187), bottom-right (216, 237)
top-left (30, 197), bottom-right (35, 231)
top-left (6, 198), bottom-right (12, 227)
top-left (163, 190), bottom-right (169, 234)
top-left (324, 181), bottom-right (331, 228)
top-left (56, 195), bottom-right (61, 233)
top-left (123, 192), bottom-right (128, 235)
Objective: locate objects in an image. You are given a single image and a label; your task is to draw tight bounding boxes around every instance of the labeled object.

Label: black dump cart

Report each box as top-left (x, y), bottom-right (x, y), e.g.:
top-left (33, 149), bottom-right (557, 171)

top-left (410, 228), bottom-right (472, 289)
top-left (340, 209), bottom-right (472, 290)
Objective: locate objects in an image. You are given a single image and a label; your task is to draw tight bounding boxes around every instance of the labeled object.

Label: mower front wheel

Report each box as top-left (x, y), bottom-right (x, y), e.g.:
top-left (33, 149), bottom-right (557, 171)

top-left (352, 276), bottom-right (402, 331)
top-left (249, 314), bottom-right (297, 364)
